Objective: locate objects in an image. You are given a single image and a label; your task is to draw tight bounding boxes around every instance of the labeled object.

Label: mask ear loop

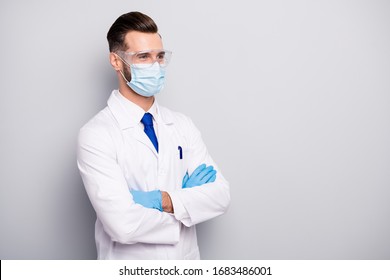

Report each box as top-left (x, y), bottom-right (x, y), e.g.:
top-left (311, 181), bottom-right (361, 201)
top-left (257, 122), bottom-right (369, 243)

top-left (115, 53), bottom-right (131, 83)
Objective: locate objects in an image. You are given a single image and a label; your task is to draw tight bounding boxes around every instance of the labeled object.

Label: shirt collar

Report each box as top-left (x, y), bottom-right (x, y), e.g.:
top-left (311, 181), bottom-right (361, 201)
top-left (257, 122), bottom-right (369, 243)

top-left (107, 89), bottom-right (173, 130)
top-left (146, 99), bottom-right (158, 120)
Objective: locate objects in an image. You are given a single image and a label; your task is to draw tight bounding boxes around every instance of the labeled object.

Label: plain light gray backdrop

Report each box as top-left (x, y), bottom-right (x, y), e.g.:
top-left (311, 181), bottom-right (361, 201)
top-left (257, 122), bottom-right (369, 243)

top-left (0, 0), bottom-right (389, 259)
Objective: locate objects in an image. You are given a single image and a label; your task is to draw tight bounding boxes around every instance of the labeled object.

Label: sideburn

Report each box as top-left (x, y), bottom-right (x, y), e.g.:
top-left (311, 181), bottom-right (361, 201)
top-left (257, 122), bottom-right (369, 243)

top-left (122, 65), bottom-right (132, 82)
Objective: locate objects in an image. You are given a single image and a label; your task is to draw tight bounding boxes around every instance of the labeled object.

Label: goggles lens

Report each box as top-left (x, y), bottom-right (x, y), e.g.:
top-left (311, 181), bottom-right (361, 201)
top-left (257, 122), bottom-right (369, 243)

top-left (117, 49), bottom-right (172, 68)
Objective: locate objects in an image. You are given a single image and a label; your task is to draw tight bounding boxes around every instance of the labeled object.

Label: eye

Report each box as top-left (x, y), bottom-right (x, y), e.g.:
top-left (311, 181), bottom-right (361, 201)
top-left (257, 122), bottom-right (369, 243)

top-left (136, 53), bottom-right (150, 60)
top-left (157, 52), bottom-right (166, 61)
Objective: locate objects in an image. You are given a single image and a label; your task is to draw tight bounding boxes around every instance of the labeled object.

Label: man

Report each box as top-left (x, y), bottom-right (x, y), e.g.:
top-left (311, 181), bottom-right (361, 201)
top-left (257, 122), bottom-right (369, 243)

top-left (77, 11), bottom-right (230, 260)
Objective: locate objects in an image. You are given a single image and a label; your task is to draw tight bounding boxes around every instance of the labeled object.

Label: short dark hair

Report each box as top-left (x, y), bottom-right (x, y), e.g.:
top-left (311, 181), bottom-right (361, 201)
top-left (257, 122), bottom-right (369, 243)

top-left (107, 11), bottom-right (158, 52)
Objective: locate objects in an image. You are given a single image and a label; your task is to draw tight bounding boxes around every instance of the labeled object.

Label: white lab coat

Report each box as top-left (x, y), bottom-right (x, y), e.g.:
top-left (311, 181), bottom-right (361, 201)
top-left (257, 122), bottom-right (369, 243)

top-left (77, 90), bottom-right (230, 259)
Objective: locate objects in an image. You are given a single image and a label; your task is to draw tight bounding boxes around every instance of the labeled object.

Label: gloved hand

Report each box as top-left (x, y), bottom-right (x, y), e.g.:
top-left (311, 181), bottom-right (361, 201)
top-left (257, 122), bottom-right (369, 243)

top-left (182, 163), bottom-right (217, 189)
top-left (130, 190), bottom-right (162, 211)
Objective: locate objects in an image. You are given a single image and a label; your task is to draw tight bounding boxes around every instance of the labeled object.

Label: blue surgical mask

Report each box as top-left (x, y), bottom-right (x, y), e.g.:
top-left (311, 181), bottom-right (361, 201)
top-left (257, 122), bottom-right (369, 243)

top-left (121, 62), bottom-right (166, 97)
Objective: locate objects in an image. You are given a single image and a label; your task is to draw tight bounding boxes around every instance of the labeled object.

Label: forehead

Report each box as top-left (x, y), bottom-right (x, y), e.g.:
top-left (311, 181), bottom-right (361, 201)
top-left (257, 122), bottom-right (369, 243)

top-left (124, 31), bottom-right (163, 52)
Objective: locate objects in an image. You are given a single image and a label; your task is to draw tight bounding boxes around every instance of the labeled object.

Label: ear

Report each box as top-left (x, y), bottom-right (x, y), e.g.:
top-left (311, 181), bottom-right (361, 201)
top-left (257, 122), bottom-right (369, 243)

top-left (109, 52), bottom-right (122, 71)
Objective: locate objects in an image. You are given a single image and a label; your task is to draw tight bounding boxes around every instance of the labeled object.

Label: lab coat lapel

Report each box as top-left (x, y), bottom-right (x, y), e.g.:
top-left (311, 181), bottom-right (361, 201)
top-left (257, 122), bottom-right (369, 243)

top-left (133, 126), bottom-right (158, 157)
top-left (155, 105), bottom-right (175, 160)
top-left (158, 122), bottom-right (173, 161)
top-left (107, 90), bottom-right (158, 157)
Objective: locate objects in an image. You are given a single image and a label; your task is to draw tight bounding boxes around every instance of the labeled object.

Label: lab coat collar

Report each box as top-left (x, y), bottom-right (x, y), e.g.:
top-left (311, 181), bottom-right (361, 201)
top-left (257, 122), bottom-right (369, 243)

top-left (107, 90), bottom-right (174, 130)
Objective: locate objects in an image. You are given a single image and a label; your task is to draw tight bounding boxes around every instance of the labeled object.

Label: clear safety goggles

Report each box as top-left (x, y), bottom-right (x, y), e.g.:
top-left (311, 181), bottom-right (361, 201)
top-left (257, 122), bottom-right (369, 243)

top-left (116, 49), bottom-right (172, 69)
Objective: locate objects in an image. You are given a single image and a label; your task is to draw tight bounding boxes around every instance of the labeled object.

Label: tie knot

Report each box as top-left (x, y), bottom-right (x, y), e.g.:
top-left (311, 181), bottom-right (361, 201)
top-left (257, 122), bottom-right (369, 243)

top-left (141, 113), bottom-right (154, 126)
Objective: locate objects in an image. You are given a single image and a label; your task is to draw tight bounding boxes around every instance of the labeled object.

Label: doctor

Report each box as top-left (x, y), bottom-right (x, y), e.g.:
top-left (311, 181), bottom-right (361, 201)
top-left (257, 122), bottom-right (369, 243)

top-left (77, 11), bottom-right (230, 260)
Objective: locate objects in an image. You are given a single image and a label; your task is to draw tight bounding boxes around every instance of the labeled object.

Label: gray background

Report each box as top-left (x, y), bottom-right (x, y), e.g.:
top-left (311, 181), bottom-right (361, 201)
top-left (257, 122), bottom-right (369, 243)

top-left (1, 0), bottom-right (389, 259)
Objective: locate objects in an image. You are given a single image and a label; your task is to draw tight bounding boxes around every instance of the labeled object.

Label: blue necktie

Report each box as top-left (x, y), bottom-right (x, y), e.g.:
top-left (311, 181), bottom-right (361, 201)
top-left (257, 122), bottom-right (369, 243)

top-left (141, 113), bottom-right (159, 153)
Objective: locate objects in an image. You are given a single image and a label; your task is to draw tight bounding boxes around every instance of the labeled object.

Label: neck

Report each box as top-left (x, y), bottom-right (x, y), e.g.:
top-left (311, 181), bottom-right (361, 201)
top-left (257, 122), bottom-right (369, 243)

top-left (118, 76), bottom-right (154, 112)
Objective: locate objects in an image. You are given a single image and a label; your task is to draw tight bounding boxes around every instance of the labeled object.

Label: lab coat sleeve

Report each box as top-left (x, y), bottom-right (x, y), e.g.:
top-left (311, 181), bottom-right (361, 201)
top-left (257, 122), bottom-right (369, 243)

top-left (168, 117), bottom-right (231, 227)
top-left (77, 125), bottom-right (180, 245)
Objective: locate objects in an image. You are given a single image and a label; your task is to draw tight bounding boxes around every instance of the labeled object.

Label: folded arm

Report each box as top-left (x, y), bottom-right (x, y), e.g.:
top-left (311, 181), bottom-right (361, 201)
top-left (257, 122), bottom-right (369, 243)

top-left (131, 164), bottom-right (216, 213)
top-left (125, 117), bottom-right (230, 227)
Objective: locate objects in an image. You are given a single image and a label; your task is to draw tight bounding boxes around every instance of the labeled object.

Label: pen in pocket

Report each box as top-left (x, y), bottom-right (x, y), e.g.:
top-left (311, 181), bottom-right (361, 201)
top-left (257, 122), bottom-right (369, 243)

top-left (178, 146), bottom-right (183, 159)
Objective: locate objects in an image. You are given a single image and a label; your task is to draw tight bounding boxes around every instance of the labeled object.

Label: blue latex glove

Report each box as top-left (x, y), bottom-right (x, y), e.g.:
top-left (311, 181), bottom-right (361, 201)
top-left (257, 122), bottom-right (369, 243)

top-left (182, 163), bottom-right (217, 189)
top-left (130, 190), bottom-right (162, 211)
